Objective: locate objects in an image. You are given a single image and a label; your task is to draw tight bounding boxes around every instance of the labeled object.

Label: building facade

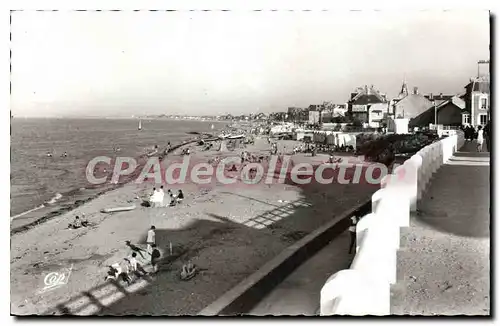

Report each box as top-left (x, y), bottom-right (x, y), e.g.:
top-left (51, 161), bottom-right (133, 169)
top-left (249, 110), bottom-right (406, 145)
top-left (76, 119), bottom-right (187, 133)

top-left (409, 96), bottom-right (466, 127)
top-left (463, 77), bottom-right (490, 126)
top-left (347, 85), bottom-right (388, 127)
top-left (392, 81), bottom-right (434, 120)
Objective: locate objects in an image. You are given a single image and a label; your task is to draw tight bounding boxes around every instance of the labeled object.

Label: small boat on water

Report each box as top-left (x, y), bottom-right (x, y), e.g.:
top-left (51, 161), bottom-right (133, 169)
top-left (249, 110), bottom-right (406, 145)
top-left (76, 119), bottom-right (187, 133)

top-left (138, 120), bottom-right (142, 130)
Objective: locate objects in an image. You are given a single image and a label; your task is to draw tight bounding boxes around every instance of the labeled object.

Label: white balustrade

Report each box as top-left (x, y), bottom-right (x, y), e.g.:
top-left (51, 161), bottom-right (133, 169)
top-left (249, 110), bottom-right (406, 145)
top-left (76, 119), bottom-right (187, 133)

top-left (320, 269), bottom-right (390, 316)
top-left (320, 133), bottom-right (464, 315)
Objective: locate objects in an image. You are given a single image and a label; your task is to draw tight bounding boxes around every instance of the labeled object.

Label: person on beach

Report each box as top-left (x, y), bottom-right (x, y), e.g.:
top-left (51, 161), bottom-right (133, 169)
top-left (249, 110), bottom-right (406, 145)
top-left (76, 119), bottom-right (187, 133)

top-left (176, 190), bottom-right (184, 203)
top-left (150, 244), bottom-right (161, 274)
top-left (476, 126), bottom-right (484, 152)
top-left (125, 240), bottom-right (147, 260)
top-left (119, 259), bottom-right (132, 285)
top-left (105, 264), bottom-right (120, 282)
top-left (348, 216), bottom-right (358, 254)
top-left (128, 252), bottom-right (147, 277)
top-left (147, 226), bottom-right (156, 256)
top-left (484, 120), bottom-right (491, 152)
top-left (68, 216), bottom-right (82, 229)
top-left (105, 263), bottom-right (131, 285)
top-left (169, 193), bottom-right (177, 207)
top-left (151, 187), bottom-right (164, 207)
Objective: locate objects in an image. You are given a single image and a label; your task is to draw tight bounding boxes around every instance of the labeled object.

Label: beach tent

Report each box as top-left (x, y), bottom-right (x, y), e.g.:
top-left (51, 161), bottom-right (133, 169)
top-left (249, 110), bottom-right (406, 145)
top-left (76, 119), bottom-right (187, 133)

top-left (218, 140), bottom-right (228, 152)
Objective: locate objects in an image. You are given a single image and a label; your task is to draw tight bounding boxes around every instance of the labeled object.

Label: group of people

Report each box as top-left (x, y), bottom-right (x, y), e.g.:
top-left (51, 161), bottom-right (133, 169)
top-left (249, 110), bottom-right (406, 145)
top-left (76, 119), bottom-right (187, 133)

top-left (68, 214), bottom-right (89, 229)
top-left (240, 151), bottom-right (267, 164)
top-left (147, 185), bottom-right (184, 208)
top-left (463, 121), bottom-right (491, 152)
top-left (106, 226), bottom-right (161, 285)
top-left (46, 151), bottom-right (68, 158)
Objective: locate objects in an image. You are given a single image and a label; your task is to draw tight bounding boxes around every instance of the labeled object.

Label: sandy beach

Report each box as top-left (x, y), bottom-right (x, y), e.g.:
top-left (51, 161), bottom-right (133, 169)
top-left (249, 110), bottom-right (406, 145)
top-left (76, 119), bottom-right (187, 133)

top-left (11, 137), bottom-right (377, 315)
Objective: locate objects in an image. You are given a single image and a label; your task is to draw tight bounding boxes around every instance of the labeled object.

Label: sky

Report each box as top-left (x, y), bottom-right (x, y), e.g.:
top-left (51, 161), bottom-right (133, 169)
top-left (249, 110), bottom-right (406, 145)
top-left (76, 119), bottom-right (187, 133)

top-left (10, 10), bottom-right (490, 117)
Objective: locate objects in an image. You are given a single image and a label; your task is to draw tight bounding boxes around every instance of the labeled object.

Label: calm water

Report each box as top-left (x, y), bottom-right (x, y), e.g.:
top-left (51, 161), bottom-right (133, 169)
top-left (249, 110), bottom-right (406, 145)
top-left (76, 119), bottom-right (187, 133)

top-left (10, 118), bottom-right (225, 217)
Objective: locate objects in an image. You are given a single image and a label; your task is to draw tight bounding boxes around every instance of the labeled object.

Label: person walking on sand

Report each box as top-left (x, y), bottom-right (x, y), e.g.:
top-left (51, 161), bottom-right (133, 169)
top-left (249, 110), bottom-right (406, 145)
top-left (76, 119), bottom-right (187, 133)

top-left (150, 244), bottom-right (161, 274)
top-left (476, 126), bottom-right (484, 152)
top-left (147, 226), bottom-right (156, 256)
top-left (348, 216), bottom-right (358, 254)
top-left (159, 186), bottom-right (165, 207)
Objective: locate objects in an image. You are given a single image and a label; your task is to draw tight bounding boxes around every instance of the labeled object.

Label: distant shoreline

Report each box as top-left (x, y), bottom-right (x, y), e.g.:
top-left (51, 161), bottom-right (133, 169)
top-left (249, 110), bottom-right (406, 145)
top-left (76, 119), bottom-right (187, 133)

top-left (11, 116), bottom-right (236, 121)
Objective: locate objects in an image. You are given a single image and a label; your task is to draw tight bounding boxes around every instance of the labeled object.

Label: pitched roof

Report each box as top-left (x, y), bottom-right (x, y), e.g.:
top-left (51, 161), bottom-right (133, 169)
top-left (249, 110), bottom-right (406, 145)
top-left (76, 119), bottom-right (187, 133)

top-left (409, 98), bottom-right (464, 128)
top-left (424, 94), bottom-right (454, 102)
top-left (434, 95), bottom-right (465, 110)
top-left (350, 86), bottom-right (386, 104)
top-left (351, 94), bottom-right (386, 105)
top-left (465, 78), bottom-right (490, 93)
top-left (393, 94), bottom-right (434, 119)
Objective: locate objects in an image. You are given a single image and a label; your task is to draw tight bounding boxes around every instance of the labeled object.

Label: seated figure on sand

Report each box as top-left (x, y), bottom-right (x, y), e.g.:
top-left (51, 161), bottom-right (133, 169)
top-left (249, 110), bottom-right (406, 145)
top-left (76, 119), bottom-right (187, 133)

top-left (105, 262), bottom-right (131, 285)
top-left (176, 190), bottom-right (184, 203)
top-left (180, 262), bottom-right (197, 281)
top-left (68, 215), bottom-right (88, 229)
top-left (169, 193), bottom-right (177, 207)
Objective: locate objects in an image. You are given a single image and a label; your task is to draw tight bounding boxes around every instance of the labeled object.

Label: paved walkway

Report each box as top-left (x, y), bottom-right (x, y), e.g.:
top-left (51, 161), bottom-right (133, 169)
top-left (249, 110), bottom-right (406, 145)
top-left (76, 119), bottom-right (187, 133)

top-left (249, 230), bottom-right (353, 315)
top-left (391, 141), bottom-right (490, 315)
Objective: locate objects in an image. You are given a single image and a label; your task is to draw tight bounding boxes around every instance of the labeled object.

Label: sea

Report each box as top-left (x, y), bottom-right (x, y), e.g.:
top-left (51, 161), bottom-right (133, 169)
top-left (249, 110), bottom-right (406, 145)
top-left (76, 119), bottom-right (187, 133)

top-left (10, 118), bottom-right (227, 219)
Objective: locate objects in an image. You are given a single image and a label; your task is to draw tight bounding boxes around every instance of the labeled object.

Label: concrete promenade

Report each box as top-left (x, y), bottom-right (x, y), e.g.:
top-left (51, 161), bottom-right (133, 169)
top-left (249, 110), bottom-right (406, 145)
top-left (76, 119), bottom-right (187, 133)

top-left (249, 230), bottom-right (353, 315)
top-left (391, 141), bottom-right (490, 315)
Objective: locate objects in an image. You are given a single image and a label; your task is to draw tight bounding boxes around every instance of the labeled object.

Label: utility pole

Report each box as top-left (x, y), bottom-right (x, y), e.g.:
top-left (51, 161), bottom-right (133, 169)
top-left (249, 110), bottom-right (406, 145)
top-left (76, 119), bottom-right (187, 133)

top-left (434, 100), bottom-right (437, 126)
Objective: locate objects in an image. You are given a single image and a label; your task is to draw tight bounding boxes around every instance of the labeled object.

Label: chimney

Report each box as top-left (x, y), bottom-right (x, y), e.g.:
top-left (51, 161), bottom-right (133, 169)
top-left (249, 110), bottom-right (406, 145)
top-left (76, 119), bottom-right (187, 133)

top-left (365, 85), bottom-right (369, 94)
top-left (429, 93), bottom-right (433, 100)
top-left (413, 87), bottom-right (419, 95)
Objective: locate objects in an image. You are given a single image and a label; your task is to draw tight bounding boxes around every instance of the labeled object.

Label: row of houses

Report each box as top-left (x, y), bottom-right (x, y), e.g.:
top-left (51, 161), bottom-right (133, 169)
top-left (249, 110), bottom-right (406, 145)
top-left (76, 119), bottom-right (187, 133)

top-left (286, 103), bottom-right (349, 125)
top-left (347, 76), bottom-right (490, 128)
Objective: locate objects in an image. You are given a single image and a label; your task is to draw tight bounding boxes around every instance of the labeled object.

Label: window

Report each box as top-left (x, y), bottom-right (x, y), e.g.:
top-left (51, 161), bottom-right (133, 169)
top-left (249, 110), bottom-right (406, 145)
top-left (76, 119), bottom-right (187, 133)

top-left (479, 114), bottom-right (488, 125)
top-left (463, 114), bottom-right (470, 125)
top-left (481, 98), bottom-right (488, 109)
